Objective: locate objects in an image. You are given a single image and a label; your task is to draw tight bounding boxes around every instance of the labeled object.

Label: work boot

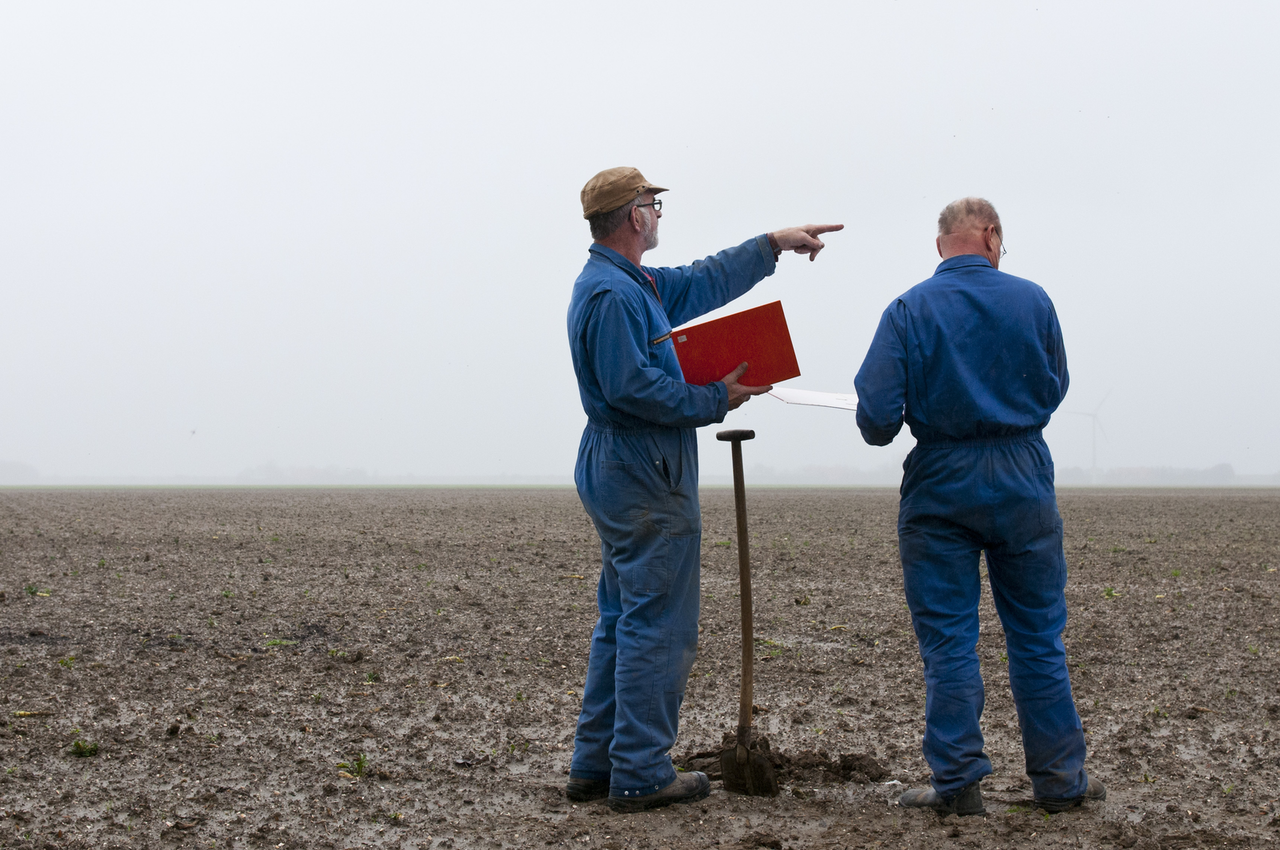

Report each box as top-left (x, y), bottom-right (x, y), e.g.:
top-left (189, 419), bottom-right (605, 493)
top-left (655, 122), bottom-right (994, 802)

top-left (606, 772), bottom-right (711, 813)
top-left (1035, 776), bottom-right (1107, 813)
top-left (898, 781), bottom-right (985, 816)
top-left (565, 776), bottom-right (610, 802)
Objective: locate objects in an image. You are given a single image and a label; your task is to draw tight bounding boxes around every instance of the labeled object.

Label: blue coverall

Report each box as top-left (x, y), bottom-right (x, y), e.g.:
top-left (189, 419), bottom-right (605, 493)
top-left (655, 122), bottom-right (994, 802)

top-left (566, 236), bottom-right (776, 799)
top-left (854, 254), bottom-right (1089, 802)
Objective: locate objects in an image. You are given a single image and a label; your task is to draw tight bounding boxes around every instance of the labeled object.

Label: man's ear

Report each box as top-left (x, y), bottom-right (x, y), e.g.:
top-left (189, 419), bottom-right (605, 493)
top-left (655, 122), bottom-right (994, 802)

top-left (936, 236), bottom-right (943, 258)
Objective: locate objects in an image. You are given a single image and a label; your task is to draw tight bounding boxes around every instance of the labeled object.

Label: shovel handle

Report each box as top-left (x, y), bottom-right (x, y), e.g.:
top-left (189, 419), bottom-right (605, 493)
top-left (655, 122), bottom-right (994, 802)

top-left (717, 430), bottom-right (756, 744)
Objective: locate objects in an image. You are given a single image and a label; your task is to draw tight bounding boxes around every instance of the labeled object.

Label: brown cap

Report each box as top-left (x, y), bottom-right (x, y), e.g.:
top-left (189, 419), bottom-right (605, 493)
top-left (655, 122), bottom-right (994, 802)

top-left (581, 167), bottom-right (668, 219)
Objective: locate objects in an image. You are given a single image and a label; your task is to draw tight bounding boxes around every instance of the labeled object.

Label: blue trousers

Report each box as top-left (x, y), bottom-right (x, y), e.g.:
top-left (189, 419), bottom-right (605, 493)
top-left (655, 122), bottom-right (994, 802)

top-left (898, 433), bottom-right (1088, 801)
top-left (570, 425), bottom-right (701, 799)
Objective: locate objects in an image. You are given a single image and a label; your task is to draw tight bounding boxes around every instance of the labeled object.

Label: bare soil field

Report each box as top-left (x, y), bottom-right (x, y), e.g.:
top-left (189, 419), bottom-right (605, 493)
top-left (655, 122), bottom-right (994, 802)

top-left (1, 487), bottom-right (1278, 850)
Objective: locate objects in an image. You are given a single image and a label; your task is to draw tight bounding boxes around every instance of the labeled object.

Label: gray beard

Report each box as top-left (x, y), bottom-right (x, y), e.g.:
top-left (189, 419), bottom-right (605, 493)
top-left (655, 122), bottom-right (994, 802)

top-left (646, 230), bottom-right (660, 251)
top-left (642, 217), bottom-right (659, 251)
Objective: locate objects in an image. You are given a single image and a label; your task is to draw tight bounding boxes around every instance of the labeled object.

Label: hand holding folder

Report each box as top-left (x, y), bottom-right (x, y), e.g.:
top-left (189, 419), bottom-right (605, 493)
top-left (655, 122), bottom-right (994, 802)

top-left (719, 362), bottom-right (773, 410)
top-left (672, 300), bottom-right (856, 414)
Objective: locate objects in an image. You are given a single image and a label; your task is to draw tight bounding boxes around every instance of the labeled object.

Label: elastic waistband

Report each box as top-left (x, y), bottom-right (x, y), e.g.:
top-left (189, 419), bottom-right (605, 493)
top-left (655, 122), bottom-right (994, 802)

top-left (914, 429), bottom-right (1043, 450)
top-left (585, 421), bottom-right (678, 436)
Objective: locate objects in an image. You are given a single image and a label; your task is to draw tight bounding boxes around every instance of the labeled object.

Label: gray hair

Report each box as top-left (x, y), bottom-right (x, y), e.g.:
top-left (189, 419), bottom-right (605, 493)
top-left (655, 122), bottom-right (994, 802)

top-left (938, 197), bottom-right (1001, 237)
top-left (588, 198), bottom-right (638, 241)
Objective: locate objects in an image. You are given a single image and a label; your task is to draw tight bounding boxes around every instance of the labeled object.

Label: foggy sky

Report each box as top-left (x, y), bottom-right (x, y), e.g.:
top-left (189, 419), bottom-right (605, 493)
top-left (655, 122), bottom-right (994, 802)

top-left (2, 2), bottom-right (1278, 485)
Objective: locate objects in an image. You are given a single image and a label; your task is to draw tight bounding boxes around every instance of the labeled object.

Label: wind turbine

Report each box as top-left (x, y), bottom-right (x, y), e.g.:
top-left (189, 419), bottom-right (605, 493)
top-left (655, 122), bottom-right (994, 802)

top-left (1069, 391), bottom-right (1111, 484)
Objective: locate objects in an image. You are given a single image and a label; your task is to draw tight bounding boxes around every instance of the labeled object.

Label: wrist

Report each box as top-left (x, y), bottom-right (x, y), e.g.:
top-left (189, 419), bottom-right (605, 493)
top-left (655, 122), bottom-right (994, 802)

top-left (766, 232), bottom-right (782, 261)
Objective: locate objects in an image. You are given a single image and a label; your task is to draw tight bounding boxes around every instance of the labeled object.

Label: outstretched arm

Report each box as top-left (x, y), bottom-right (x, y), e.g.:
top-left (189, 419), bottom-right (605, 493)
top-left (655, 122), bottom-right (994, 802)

top-left (768, 224), bottom-right (844, 261)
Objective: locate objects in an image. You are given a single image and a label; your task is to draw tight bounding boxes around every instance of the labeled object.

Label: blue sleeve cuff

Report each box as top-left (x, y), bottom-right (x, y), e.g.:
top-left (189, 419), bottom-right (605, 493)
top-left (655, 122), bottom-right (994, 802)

top-left (712, 381), bottom-right (730, 423)
top-left (753, 234), bottom-right (778, 275)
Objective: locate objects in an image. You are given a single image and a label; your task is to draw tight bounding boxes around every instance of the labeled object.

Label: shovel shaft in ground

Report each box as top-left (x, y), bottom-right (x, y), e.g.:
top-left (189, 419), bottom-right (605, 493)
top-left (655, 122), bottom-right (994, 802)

top-left (717, 429), bottom-right (756, 750)
top-left (716, 428), bottom-right (778, 797)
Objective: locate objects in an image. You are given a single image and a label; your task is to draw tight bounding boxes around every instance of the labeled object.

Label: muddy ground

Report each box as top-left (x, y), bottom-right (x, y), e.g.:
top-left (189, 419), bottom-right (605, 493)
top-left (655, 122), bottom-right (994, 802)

top-left (1, 487), bottom-right (1277, 849)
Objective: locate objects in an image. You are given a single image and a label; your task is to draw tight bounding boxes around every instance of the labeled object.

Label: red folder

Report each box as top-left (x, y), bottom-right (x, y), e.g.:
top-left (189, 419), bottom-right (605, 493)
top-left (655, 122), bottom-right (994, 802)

top-left (671, 301), bottom-right (800, 386)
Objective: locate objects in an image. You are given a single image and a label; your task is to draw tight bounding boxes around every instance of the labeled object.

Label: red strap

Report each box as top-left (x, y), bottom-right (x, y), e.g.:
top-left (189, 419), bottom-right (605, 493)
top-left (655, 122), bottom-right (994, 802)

top-left (645, 273), bottom-right (661, 305)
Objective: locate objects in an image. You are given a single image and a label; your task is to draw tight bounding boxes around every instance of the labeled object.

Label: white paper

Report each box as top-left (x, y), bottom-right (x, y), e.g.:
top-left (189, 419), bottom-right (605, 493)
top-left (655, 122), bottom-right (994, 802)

top-left (768, 387), bottom-right (858, 412)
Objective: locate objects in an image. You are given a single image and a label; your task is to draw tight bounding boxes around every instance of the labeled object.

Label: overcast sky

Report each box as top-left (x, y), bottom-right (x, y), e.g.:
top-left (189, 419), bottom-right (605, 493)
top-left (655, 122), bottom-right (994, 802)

top-left (2, 2), bottom-right (1277, 484)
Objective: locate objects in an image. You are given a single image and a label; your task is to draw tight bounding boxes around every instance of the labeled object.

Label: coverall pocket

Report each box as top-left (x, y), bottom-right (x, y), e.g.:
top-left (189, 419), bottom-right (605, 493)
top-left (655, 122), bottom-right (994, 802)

top-left (614, 530), bottom-right (677, 595)
top-left (647, 432), bottom-right (684, 492)
top-left (1034, 464), bottom-right (1060, 533)
top-left (596, 460), bottom-right (651, 520)
top-left (633, 559), bottom-right (675, 595)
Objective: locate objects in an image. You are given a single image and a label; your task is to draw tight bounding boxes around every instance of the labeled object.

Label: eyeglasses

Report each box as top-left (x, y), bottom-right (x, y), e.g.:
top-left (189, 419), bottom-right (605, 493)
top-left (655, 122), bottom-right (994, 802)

top-left (994, 229), bottom-right (1007, 257)
top-left (636, 199), bottom-right (662, 212)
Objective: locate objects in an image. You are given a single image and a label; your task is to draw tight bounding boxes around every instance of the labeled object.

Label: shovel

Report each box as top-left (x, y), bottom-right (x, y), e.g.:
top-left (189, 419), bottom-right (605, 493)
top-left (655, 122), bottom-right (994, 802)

top-left (716, 429), bottom-right (779, 797)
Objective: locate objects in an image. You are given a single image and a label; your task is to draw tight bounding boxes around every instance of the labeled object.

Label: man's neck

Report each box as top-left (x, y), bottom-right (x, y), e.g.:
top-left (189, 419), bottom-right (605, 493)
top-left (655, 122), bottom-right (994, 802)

top-left (595, 235), bottom-right (645, 268)
top-left (936, 233), bottom-right (999, 269)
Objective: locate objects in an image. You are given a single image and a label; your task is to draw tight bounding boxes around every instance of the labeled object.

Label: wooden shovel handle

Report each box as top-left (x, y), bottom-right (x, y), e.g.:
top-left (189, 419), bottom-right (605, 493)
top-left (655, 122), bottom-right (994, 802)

top-left (722, 433), bottom-right (755, 747)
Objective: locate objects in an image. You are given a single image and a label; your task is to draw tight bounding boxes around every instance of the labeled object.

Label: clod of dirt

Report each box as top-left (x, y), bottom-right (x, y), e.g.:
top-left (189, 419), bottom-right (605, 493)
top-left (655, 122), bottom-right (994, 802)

top-left (681, 752), bottom-right (723, 780)
top-left (770, 746), bottom-right (889, 785)
top-left (680, 737), bottom-right (888, 787)
top-left (166, 722), bottom-right (181, 737)
top-left (736, 832), bottom-right (783, 849)
top-left (836, 752), bottom-right (890, 782)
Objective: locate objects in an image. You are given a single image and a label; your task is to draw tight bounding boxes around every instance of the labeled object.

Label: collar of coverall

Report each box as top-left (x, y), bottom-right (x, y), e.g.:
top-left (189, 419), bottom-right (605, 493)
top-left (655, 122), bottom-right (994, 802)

top-left (589, 243), bottom-right (662, 305)
top-left (589, 243), bottom-right (652, 284)
top-left (935, 254), bottom-right (997, 274)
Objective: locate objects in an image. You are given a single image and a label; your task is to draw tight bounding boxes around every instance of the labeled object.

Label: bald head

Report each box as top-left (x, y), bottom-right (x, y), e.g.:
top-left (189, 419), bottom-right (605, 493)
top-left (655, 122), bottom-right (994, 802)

top-left (938, 197), bottom-right (1001, 238)
top-left (936, 197), bottom-right (1004, 268)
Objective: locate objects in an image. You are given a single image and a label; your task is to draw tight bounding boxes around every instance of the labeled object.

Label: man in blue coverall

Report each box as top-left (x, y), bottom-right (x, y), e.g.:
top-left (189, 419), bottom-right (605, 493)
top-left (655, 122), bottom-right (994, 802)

top-left (854, 198), bottom-right (1105, 816)
top-left (566, 166), bottom-right (841, 812)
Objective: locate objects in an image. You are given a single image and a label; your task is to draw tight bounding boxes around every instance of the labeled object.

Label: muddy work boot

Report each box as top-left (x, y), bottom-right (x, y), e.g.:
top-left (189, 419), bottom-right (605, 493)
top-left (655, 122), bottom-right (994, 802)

top-left (898, 781), bottom-right (985, 816)
top-left (1035, 776), bottom-right (1106, 813)
top-left (606, 772), bottom-right (711, 813)
top-left (565, 776), bottom-right (610, 802)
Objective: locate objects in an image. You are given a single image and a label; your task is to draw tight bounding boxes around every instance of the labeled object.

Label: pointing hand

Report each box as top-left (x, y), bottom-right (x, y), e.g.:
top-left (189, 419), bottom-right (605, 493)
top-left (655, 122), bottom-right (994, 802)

top-left (769, 224), bottom-right (844, 261)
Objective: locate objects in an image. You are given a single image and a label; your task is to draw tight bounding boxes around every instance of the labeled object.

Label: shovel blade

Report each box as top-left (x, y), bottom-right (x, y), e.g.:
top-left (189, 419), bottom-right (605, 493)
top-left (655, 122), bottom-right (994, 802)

top-left (720, 744), bottom-right (779, 797)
